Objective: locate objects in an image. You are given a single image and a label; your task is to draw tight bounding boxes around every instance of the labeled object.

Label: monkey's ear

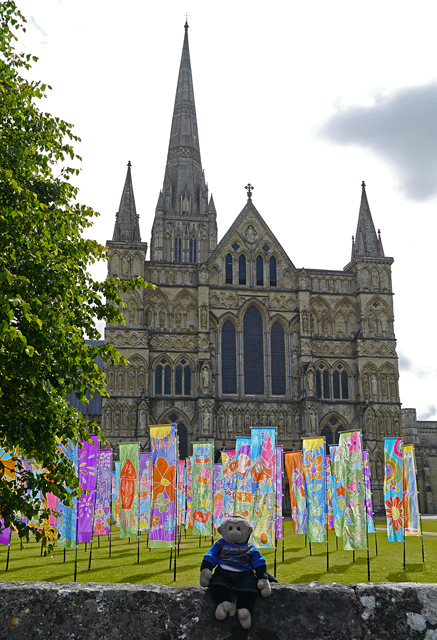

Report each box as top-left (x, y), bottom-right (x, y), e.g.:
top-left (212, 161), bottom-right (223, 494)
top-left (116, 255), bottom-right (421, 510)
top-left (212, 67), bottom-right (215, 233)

top-left (217, 524), bottom-right (224, 536)
top-left (246, 522), bottom-right (253, 536)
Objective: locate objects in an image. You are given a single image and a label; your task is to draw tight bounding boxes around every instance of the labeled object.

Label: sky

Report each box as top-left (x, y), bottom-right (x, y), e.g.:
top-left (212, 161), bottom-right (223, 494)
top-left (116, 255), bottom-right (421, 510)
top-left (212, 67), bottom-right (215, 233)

top-left (14, 0), bottom-right (437, 421)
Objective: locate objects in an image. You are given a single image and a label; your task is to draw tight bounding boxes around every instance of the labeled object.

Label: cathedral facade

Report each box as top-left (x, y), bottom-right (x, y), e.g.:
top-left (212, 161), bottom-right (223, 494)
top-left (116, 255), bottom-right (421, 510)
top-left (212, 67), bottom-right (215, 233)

top-left (101, 23), bottom-right (405, 514)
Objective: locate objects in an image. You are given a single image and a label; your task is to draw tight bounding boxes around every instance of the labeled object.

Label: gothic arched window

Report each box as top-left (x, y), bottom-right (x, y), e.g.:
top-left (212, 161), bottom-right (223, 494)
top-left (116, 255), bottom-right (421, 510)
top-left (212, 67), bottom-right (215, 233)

top-left (256, 255), bottom-right (264, 286)
top-left (222, 321), bottom-right (237, 394)
top-left (189, 238), bottom-right (197, 263)
top-left (333, 364), bottom-right (349, 400)
top-left (178, 423), bottom-right (188, 459)
top-left (271, 322), bottom-right (286, 395)
top-left (225, 254), bottom-right (233, 284)
top-left (155, 365), bottom-right (162, 395)
top-left (244, 306), bottom-right (264, 395)
top-left (316, 363), bottom-right (330, 399)
top-left (175, 360), bottom-right (191, 396)
top-left (321, 425), bottom-right (334, 447)
top-left (174, 237), bottom-right (181, 262)
top-left (164, 365), bottom-right (171, 394)
top-left (239, 254), bottom-right (246, 285)
top-left (270, 256), bottom-right (277, 287)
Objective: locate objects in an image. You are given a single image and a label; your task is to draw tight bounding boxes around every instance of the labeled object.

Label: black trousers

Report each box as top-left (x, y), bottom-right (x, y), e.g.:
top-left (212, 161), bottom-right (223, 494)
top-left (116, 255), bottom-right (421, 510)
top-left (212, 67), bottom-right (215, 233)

top-left (209, 566), bottom-right (259, 611)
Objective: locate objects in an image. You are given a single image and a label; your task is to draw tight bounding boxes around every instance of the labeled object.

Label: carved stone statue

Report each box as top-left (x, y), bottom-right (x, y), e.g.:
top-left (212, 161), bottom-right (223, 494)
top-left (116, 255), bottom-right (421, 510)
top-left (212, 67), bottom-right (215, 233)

top-left (201, 306), bottom-right (208, 329)
top-left (278, 414), bottom-right (285, 437)
top-left (365, 409), bottom-right (374, 438)
top-left (168, 271), bottom-right (174, 285)
top-left (201, 364), bottom-right (210, 392)
top-left (371, 374), bottom-right (378, 399)
top-left (389, 376), bottom-right (396, 400)
top-left (307, 368), bottom-right (315, 395)
top-left (139, 409), bottom-right (147, 434)
top-left (372, 270), bottom-right (380, 290)
top-left (146, 308), bottom-right (153, 326)
top-left (322, 313), bottom-right (328, 336)
top-left (203, 410), bottom-right (210, 434)
top-left (302, 310), bottom-right (309, 333)
top-left (138, 369), bottom-right (145, 392)
top-left (199, 265), bottom-right (208, 284)
top-left (159, 310), bottom-right (165, 328)
top-left (114, 410), bottom-right (121, 434)
top-left (117, 369), bottom-right (124, 393)
top-left (128, 369), bottom-right (135, 394)
top-left (309, 410), bottom-right (317, 435)
top-left (175, 311), bottom-right (182, 329)
top-left (381, 376), bottom-right (388, 399)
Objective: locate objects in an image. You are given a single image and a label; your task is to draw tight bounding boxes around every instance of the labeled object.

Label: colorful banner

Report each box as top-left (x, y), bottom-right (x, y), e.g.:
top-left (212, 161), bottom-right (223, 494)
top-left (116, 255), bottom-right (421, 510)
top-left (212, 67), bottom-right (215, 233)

top-left (275, 445), bottom-right (283, 540)
top-left (192, 441), bottom-right (214, 535)
top-left (339, 430), bottom-right (366, 551)
top-left (93, 449), bottom-right (112, 536)
top-left (149, 425), bottom-right (176, 548)
top-left (325, 455), bottom-right (334, 531)
top-left (384, 437), bottom-right (404, 542)
top-left (138, 452), bottom-right (152, 532)
top-left (251, 428), bottom-right (276, 548)
top-left (0, 447), bottom-right (16, 545)
top-left (403, 444), bottom-right (420, 537)
top-left (57, 440), bottom-right (78, 548)
top-left (113, 461), bottom-right (120, 527)
top-left (329, 445), bottom-right (345, 538)
top-left (234, 437), bottom-right (251, 518)
top-left (77, 436), bottom-right (98, 544)
top-left (213, 464), bottom-right (224, 528)
top-left (186, 457), bottom-right (193, 529)
top-left (119, 442), bottom-right (139, 538)
top-left (177, 459), bottom-right (186, 527)
top-left (362, 450), bottom-right (375, 534)
top-left (302, 437), bottom-right (326, 543)
top-left (44, 492), bottom-right (58, 541)
top-left (284, 451), bottom-right (307, 535)
top-left (221, 450), bottom-right (236, 516)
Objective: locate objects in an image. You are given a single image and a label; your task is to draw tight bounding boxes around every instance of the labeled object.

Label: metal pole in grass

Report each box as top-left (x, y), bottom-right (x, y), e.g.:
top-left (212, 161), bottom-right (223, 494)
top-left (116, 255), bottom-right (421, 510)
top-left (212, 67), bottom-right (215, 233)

top-left (402, 452), bottom-right (406, 571)
top-left (282, 534), bottom-right (284, 563)
top-left (98, 535), bottom-right (100, 549)
top-left (88, 540), bottom-right (93, 571)
top-left (336, 536), bottom-right (338, 551)
top-left (73, 543), bottom-right (78, 582)
top-left (413, 446), bottom-right (425, 563)
top-left (274, 534), bottom-right (277, 578)
top-left (309, 541), bottom-right (312, 556)
top-left (352, 550), bottom-right (355, 562)
top-left (5, 530), bottom-right (11, 571)
top-left (109, 528), bottom-right (112, 558)
top-left (63, 548), bottom-right (66, 563)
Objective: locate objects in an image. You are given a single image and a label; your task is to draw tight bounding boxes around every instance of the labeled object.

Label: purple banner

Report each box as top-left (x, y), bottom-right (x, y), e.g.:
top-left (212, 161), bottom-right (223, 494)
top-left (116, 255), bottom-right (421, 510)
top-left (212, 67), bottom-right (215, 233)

top-left (139, 452), bottom-right (152, 531)
top-left (0, 521), bottom-right (10, 546)
top-left (94, 449), bottom-right (112, 535)
top-left (77, 435), bottom-right (98, 543)
top-left (276, 446), bottom-right (283, 540)
top-left (149, 425), bottom-right (176, 548)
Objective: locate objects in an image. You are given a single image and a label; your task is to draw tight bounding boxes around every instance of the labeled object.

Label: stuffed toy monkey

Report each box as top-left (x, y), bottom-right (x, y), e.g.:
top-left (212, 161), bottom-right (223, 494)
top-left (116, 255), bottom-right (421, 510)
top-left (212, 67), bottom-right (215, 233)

top-left (199, 515), bottom-right (274, 630)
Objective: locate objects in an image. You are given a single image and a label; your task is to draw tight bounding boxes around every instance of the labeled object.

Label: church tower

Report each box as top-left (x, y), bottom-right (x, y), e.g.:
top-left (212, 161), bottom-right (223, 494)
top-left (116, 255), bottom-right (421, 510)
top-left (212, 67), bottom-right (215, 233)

top-left (150, 21), bottom-right (217, 264)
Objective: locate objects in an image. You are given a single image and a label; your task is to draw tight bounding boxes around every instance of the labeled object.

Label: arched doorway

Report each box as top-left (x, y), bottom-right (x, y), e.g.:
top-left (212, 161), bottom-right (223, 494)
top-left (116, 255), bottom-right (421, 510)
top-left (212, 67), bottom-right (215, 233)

top-left (320, 414), bottom-right (346, 446)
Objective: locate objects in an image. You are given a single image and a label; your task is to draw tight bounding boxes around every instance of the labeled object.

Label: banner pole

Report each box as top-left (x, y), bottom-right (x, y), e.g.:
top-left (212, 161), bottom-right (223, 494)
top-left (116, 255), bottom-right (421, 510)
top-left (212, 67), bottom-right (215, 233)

top-left (402, 453), bottom-right (406, 571)
top-left (282, 527), bottom-right (285, 563)
top-left (88, 539), bottom-right (93, 571)
top-left (73, 543), bottom-right (78, 582)
top-left (109, 528), bottom-right (112, 558)
top-left (5, 530), bottom-right (12, 571)
top-left (325, 451), bottom-right (329, 572)
top-left (63, 548), bottom-right (66, 564)
top-left (413, 446), bottom-right (425, 563)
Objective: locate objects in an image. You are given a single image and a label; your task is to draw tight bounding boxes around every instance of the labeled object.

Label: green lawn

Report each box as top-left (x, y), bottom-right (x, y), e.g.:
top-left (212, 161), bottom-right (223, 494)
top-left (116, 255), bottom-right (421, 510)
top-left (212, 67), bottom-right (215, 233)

top-left (0, 519), bottom-right (433, 586)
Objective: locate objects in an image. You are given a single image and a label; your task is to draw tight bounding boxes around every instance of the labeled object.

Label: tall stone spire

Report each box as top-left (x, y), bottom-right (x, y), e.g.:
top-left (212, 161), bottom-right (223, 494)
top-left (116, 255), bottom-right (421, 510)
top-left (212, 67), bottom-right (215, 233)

top-left (351, 182), bottom-right (384, 260)
top-left (150, 22), bottom-right (217, 263)
top-left (112, 162), bottom-right (141, 243)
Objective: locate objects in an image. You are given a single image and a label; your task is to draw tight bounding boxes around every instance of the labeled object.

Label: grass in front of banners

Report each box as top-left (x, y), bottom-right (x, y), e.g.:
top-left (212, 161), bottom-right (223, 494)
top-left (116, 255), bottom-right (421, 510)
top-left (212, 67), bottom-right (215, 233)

top-left (0, 519), bottom-right (434, 586)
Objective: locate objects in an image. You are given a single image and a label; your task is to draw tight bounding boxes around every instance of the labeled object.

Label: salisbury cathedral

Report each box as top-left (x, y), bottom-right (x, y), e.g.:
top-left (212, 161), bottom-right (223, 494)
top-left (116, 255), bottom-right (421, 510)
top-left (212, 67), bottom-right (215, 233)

top-left (93, 23), bottom-right (437, 514)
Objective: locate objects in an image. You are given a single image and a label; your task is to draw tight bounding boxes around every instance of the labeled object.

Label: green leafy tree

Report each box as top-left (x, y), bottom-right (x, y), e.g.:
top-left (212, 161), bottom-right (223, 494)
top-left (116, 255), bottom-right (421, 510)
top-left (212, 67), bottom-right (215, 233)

top-left (0, 1), bottom-right (152, 540)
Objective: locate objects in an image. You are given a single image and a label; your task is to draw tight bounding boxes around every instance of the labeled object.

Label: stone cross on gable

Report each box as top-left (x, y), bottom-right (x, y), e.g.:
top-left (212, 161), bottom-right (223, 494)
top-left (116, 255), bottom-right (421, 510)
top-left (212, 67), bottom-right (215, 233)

top-left (245, 183), bottom-right (254, 199)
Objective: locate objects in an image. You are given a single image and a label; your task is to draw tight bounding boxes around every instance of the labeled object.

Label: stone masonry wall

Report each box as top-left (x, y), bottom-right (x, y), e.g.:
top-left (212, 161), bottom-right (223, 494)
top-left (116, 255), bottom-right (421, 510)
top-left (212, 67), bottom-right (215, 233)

top-left (1, 581), bottom-right (437, 640)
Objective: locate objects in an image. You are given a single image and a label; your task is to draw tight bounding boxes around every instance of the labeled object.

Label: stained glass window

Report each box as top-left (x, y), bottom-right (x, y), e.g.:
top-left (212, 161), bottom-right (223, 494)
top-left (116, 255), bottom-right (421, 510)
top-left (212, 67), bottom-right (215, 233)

top-left (244, 306), bottom-right (264, 395)
top-left (222, 321), bottom-right (236, 394)
top-left (256, 255), bottom-right (264, 286)
top-left (271, 322), bottom-right (285, 395)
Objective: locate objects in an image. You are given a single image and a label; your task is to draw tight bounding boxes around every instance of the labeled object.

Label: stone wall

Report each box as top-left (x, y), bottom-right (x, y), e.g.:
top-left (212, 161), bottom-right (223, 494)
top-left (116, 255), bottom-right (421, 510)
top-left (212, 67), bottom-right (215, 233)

top-left (1, 580), bottom-right (437, 640)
